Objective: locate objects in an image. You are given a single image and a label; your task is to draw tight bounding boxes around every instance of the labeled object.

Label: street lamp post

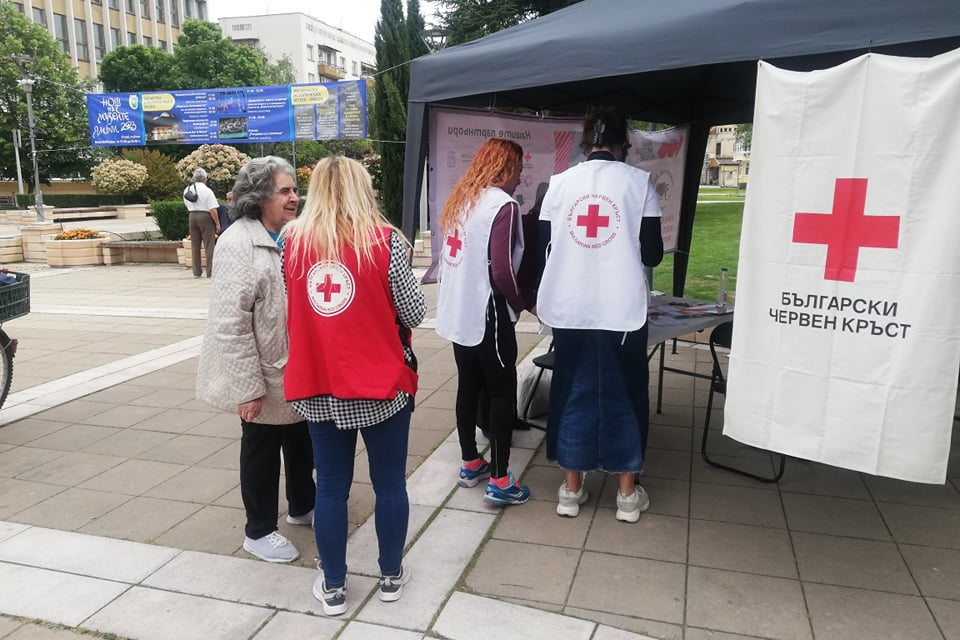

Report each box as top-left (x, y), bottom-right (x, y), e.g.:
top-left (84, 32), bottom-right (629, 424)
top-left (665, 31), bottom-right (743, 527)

top-left (12, 55), bottom-right (44, 222)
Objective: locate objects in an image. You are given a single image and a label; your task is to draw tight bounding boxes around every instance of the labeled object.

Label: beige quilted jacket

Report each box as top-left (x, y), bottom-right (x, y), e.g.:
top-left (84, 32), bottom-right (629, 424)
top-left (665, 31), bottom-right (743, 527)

top-left (195, 216), bottom-right (302, 425)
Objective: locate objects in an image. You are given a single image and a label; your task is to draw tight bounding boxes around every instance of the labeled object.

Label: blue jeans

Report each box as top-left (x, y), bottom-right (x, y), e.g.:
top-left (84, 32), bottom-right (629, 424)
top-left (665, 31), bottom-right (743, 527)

top-left (308, 402), bottom-right (411, 588)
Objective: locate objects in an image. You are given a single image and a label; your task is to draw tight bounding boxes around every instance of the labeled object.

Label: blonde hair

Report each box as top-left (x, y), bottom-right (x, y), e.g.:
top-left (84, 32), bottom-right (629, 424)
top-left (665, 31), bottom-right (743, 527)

top-left (284, 156), bottom-right (395, 274)
top-left (439, 138), bottom-right (523, 234)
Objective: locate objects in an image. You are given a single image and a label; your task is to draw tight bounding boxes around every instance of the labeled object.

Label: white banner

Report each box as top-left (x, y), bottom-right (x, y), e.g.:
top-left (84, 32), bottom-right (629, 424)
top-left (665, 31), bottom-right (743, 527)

top-left (724, 49), bottom-right (960, 483)
top-left (425, 108), bottom-right (687, 281)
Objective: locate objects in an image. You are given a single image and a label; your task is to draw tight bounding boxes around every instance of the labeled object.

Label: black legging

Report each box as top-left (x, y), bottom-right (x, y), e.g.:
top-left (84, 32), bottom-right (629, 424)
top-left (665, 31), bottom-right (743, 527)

top-left (452, 295), bottom-right (517, 479)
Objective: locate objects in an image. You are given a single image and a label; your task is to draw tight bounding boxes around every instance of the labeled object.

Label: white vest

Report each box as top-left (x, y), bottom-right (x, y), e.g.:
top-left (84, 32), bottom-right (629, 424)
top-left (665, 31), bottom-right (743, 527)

top-left (436, 187), bottom-right (522, 346)
top-left (537, 159), bottom-right (661, 331)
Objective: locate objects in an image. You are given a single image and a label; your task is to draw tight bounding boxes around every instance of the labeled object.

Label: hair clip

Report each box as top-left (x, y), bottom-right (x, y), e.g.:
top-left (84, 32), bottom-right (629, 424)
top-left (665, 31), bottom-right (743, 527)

top-left (592, 121), bottom-right (606, 145)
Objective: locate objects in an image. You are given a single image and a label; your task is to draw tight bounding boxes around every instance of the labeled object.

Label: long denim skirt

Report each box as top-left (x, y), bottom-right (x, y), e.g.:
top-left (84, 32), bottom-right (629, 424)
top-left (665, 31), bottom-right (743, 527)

top-left (545, 325), bottom-right (649, 473)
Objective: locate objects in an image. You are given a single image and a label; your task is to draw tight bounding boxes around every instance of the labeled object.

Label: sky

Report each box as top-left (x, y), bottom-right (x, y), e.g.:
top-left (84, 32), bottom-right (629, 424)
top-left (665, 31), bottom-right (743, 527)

top-left (205, 0), bottom-right (440, 44)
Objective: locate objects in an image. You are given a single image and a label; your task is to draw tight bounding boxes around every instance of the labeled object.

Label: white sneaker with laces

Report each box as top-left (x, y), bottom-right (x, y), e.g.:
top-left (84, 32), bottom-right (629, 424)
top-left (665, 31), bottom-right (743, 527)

top-left (285, 509), bottom-right (314, 527)
top-left (313, 569), bottom-right (347, 616)
top-left (615, 485), bottom-right (651, 523)
top-left (378, 564), bottom-right (410, 602)
top-left (556, 474), bottom-right (589, 517)
top-left (243, 531), bottom-right (299, 563)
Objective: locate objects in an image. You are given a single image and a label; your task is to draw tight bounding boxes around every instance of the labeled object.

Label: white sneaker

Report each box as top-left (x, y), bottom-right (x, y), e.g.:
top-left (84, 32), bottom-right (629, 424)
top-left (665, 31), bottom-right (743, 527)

top-left (313, 569), bottom-right (347, 616)
top-left (556, 475), bottom-right (589, 517)
top-left (285, 509), bottom-right (314, 527)
top-left (243, 531), bottom-right (299, 563)
top-left (615, 485), bottom-right (651, 523)
top-left (378, 564), bottom-right (410, 602)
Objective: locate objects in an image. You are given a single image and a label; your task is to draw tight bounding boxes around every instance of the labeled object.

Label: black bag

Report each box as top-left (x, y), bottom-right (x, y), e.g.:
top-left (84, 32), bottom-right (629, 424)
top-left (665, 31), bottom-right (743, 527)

top-left (184, 184), bottom-right (199, 203)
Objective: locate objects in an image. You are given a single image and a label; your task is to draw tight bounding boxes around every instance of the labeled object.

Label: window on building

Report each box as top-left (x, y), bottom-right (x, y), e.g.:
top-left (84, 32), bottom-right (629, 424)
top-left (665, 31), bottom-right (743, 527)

top-left (715, 142), bottom-right (722, 156)
top-left (128, 31), bottom-right (137, 44)
top-left (184, 0), bottom-right (192, 18)
top-left (352, 61), bottom-right (358, 76)
top-left (32, 6), bottom-right (47, 26)
top-left (54, 14), bottom-right (69, 54)
top-left (92, 0), bottom-right (102, 6)
top-left (94, 24), bottom-right (106, 60)
top-left (159, 39), bottom-right (166, 50)
top-left (111, 27), bottom-right (121, 47)
top-left (170, 0), bottom-right (178, 26)
top-left (196, 1), bottom-right (205, 20)
top-left (307, 44), bottom-right (314, 61)
top-left (140, 0), bottom-right (150, 19)
top-left (75, 19), bottom-right (89, 60)
top-left (339, 56), bottom-right (345, 70)
top-left (155, 0), bottom-right (164, 22)
top-left (11, 3), bottom-right (24, 13)
top-left (126, 0), bottom-right (135, 13)
top-left (109, 0), bottom-right (119, 9)
top-left (143, 35), bottom-right (152, 46)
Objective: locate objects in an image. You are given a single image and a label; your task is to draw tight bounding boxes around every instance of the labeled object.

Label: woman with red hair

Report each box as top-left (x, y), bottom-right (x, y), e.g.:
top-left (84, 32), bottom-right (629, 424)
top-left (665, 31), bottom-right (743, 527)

top-left (436, 138), bottom-right (535, 506)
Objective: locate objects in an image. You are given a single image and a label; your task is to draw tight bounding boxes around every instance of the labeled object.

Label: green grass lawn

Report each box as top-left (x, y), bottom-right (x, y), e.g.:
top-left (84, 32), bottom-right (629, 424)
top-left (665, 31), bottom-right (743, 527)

top-left (652, 201), bottom-right (744, 301)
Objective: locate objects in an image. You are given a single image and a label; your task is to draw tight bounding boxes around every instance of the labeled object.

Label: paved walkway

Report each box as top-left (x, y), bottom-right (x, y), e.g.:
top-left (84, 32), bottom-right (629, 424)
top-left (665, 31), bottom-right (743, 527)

top-left (0, 263), bottom-right (959, 640)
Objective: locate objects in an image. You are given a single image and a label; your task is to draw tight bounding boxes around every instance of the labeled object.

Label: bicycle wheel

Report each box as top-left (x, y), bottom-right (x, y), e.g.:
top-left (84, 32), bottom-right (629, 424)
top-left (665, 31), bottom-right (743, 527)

top-left (0, 329), bottom-right (15, 410)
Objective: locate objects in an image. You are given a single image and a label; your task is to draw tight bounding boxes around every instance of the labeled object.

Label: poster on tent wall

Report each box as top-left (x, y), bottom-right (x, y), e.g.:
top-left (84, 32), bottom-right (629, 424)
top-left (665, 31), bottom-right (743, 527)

top-left (723, 49), bottom-right (960, 484)
top-left (85, 80), bottom-right (366, 146)
top-left (425, 107), bottom-right (687, 282)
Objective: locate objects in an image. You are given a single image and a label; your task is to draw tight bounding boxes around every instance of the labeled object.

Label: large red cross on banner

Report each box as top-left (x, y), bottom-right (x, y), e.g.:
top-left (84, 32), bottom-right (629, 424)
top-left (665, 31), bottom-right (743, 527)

top-left (792, 178), bottom-right (900, 282)
top-left (316, 274), bottom-right (341, 302)
top-left (577, 204), bottom-right (609, 238)
top-left (446, 229), bottom-right (463, 257)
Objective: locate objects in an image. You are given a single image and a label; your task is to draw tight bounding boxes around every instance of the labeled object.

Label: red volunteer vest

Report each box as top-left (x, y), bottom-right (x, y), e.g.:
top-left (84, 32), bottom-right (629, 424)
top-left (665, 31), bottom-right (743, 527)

top-left (284, 228), bottom-right (417, 402)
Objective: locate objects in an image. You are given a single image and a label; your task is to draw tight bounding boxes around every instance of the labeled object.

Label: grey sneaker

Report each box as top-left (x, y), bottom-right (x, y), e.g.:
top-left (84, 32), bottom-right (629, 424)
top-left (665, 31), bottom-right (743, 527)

top-left (615, 485), bottom-right (651, 523)
top-left (556, 475), bottom-right (589, 517)
top-left (378, 564), bottom-right (410, 602)
top-left (312, 570), bottom-right (347, 616)
top-left (242, 531), bottom-right (299, 563)
top-left (285, 509), bottom-right (314, 527)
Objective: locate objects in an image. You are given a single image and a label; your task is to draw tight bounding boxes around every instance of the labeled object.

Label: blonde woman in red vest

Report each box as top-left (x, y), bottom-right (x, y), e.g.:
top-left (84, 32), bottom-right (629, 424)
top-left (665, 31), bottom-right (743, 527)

top-left (435, 138), bottom-right (535, 506)
top-left (283, 156), bottom-right (425, 616)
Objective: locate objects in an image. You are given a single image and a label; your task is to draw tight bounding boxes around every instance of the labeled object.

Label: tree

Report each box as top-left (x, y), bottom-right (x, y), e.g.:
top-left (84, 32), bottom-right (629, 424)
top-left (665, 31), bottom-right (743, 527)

top-left (437, 0), bottom-right (583, 45)
top-left (123, 148), bottom-right (184, 200)
top-left (171, 20), bottom-right (267, 89)
top-left (99, 45), bottom-right (175, 92)
top-left (262, 52), bottom-right (298, 85)
top-left (0, 3), bottom-right (99, 187)
top-left (736, 123), bottom-right (753, 152)
top-left (373, 0), bottom-right (415, 227)
top-left (407, 0), bottom-right (430, 62)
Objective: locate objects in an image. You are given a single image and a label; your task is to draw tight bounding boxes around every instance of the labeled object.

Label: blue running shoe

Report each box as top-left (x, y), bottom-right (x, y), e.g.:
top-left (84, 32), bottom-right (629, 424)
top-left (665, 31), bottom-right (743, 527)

top-left (483, 472), bottom-right (531, 505)
top-left (458, 459), bottom-right (491, 488)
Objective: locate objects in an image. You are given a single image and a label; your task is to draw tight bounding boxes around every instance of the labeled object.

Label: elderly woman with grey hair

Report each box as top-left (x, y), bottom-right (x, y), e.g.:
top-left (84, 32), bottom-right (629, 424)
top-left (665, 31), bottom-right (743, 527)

top-left (196, 156), bottom-right (316, 563)
top-left (182, 167), bottom-right (220, 277)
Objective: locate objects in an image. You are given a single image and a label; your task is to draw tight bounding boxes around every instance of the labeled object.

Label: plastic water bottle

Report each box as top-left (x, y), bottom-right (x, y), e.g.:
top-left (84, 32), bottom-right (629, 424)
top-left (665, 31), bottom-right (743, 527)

top-left (717, 268), bottom-right (729, 311)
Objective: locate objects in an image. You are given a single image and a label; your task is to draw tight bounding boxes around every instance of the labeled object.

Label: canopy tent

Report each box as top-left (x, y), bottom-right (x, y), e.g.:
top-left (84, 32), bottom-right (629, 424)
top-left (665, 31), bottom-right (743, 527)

top-left (401, 0), bottom-right (960, 293)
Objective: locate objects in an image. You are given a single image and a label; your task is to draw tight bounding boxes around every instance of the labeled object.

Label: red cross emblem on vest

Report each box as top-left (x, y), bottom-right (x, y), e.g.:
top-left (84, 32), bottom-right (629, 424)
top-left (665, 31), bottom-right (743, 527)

top-left (446, 229), bottom-right (463, 257)
top-left (316, 273), bottom-right (341, 302)
top-left (577, 204), bottom-right (609, 238)
top-left (792, 178), bottom-right (900, 282)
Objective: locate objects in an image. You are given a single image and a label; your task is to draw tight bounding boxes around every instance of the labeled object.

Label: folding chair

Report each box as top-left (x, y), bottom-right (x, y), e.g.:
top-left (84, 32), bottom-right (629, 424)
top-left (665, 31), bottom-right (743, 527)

top-left (701, 321), bottom-right (787, 483)
top-left (520, 342), bottom-right (553, 423)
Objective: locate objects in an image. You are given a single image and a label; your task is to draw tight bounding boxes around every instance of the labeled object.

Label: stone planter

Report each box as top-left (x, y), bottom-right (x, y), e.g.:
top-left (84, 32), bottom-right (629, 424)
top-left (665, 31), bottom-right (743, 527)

top-left (45, 237), bottom-right (106, 267)
top-left (182, 238), bottom-right (207, 269)
top-left (115, 204), bottom-right (150, 219)
top-left (0, 236), bottom-right (24, 263)
top-left (21, 222), bottom-right (63, 263)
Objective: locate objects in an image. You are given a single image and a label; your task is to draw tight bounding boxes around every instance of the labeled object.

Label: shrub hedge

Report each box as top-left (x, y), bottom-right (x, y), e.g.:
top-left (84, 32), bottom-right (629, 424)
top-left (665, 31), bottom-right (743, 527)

top-left (150, 199), bottom-right (190, 240)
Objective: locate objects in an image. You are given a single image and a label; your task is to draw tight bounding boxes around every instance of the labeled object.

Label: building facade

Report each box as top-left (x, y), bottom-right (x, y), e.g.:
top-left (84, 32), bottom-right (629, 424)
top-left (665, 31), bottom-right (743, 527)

top-left (219, 13), bottom-right (375, 85)
top-left (704, 124), bottom-right (751, 187)
top-left (6, 0), bottom-right (207, 79)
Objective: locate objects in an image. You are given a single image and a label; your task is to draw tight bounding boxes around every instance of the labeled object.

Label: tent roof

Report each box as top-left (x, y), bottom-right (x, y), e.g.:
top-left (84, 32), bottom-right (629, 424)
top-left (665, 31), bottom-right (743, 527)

top-left (408, 0), bottom-right (960, 124)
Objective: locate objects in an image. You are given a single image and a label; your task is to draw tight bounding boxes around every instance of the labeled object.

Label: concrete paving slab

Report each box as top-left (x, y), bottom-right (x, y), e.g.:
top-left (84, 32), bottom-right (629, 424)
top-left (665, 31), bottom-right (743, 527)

top-left (0, 527), bottom-right (178, 582)
top-left (84, 586), bottom-right (271, 640)
top-left (251, 611), bottom-right (343, 640)
top-left (434, 592), bottom-right (595, 640)
top-left (0, 562), bottom-right (129, 626)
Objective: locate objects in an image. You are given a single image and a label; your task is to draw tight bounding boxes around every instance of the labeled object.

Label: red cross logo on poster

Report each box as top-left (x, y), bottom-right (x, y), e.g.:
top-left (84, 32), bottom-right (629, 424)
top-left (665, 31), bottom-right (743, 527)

top-left (793, 178), bottom-right (900, 282)
top-left (443, 225), bottom-right (466, 268)
top-left (307, 261), bottom-right (355, 316)
top-left (565, 194), bottom-right (621, 249)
